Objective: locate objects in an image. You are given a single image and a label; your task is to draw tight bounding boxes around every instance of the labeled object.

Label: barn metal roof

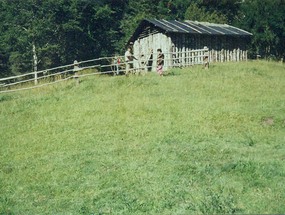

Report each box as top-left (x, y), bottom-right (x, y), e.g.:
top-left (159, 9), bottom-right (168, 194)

top-left (129, 19), bottom-right (252, 43)
top-left (147, 19), bottom-right (252, 36)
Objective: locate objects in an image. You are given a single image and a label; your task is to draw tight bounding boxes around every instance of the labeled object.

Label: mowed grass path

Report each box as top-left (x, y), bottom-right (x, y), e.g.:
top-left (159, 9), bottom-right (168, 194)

top-left (0, 61), bottom-right (285, 214)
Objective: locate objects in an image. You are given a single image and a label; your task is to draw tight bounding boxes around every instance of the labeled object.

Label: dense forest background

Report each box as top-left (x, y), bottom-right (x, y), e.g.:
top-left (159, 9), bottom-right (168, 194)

top-left (0, 0), bottom-right (284, 78)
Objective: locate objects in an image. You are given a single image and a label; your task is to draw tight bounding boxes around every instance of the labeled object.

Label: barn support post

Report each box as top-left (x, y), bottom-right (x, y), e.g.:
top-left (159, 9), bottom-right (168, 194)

top-left (221, 49), bottom-right (224, 62)
top-left (166, 35), bottom-right (171, 70)
top-left (237, 48), bottom-right (240, 61)
top-left (226, 50), bottom-right (229, 62)
top-left (183, 42), bottom-right (186, 65)
top-left (169, 43), bottom-right (174, 68)
top-left (203, 46), bottom-right (209, 69)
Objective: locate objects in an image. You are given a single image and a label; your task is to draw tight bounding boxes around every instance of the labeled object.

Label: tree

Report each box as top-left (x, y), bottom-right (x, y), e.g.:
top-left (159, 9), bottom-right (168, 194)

top-left (198, 0), bottom-right (242, 24)
top-left (0, 0), bottom-right (66, 75)
top-left (238, 0), bottom-right (285, 59)
top-left (119, 0), bottom-right (192, 50)
top-left (119, 0), bottom-right (158, 49)
top-left (158, 0), bottom-right (191, 20)
top-left (184, 2), bottom-right (227, 23)
top-left (0, 0), bottom-right (127, 77)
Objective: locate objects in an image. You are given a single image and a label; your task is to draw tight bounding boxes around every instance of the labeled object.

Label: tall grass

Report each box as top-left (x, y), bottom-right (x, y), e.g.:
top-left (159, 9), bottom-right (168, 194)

top-left (0, 61), bottom-right (285, 214)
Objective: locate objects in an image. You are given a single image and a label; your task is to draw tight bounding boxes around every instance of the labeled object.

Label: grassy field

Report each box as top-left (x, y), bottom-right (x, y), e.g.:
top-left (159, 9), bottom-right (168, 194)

top-left (0, 61), bottom-right (285, 214)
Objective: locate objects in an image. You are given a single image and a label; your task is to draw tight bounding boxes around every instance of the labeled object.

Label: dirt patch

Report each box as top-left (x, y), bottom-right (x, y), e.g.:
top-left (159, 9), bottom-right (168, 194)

top-left (262, 117), bottom-right (274, 126)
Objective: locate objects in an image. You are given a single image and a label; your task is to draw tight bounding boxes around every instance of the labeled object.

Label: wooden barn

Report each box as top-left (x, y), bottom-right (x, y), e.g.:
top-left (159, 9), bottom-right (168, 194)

top-left (128, 19), bottom-right (252, 71)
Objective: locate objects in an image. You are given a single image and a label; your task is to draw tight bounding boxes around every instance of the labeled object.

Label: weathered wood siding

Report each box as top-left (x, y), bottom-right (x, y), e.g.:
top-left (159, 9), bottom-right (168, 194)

top-left (133, 32), bottom-right (172, 71)
top-left (170, 33), bottom-right (248, 63)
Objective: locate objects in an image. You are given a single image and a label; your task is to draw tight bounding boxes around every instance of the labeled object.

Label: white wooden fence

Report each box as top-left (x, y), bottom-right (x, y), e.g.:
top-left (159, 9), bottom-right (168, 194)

top-left (0, 47), bottom-right (209, 93)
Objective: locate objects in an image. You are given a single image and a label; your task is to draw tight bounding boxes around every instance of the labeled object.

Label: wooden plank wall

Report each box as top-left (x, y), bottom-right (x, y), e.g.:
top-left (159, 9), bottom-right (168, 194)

top-left (206, 35), bottom-right (248, 62)
top-left (133, 32), bottom-right (172, 71)
top-left (171, 34), bottom-right (249, 63)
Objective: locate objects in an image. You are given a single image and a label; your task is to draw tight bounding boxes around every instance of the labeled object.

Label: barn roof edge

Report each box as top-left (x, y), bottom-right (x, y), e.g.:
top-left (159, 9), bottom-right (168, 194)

top-left (127, 19), bottom-right (252, 46)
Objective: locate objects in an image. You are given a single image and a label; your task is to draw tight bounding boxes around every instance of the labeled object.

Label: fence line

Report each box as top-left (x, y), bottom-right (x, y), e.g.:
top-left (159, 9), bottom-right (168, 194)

top-left (0, 48), bottom-right (209, 93)
top-left (0, 76), bottom-right (74, 93)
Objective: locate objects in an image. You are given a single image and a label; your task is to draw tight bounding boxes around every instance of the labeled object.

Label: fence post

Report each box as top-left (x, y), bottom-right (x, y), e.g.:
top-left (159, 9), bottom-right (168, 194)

top-left (34, 71), bottom-right (38, 85)
top-left (73, 60), bottom-right (80, 85)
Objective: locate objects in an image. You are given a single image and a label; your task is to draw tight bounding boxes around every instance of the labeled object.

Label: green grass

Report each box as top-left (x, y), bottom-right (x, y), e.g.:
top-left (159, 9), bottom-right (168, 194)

top-left (1, 61), bottom-right (285, 214)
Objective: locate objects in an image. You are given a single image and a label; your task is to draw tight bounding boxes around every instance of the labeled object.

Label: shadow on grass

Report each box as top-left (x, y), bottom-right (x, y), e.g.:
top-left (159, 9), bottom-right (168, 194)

top-left (0, 94), bottom-right (15, 103)
top-left (163, 70), bottom-right (182, 77)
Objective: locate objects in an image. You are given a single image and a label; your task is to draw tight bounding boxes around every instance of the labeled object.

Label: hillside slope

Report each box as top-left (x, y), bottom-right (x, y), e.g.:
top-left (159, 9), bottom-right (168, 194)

top-left (1, 61), bottom-right (285, 214)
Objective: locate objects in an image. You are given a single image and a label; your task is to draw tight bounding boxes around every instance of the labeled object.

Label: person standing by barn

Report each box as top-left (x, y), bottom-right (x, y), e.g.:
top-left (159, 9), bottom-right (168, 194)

top-left (156, 48), bottom-right (164, 76)
top-left (124, 46), bottom-right (136, 76)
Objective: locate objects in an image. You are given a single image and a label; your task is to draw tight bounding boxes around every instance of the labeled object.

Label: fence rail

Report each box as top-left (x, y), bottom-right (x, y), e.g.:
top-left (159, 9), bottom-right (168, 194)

top-left (0, 47), bottom-right (209, 93)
